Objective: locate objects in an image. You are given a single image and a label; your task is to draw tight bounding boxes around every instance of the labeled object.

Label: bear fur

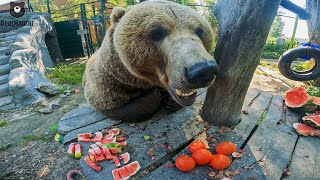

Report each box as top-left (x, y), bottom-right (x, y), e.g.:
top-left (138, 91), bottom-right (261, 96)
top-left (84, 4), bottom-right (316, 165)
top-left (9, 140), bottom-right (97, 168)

top-left (83, 0), bottom-right (217, 122)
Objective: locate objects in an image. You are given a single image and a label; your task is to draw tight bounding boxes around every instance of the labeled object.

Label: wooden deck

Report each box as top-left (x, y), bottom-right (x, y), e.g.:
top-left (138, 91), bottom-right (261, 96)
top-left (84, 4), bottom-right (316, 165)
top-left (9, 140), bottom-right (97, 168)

top-left (57, 88), bottom-right (320, 180)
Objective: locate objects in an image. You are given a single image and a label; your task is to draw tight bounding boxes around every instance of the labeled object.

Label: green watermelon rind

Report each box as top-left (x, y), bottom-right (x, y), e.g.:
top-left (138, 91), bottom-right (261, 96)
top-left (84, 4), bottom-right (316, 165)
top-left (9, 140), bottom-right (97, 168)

top-left (302, 115), bottom-right (320, 129)
top-left (67, 143), bottom-right (75, 157)
top-left (289, 101), bottom-right (317, 113)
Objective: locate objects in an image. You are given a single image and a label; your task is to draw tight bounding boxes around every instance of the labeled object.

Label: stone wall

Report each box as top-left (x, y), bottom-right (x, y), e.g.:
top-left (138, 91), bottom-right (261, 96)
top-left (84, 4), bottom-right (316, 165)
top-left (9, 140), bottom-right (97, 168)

top-left (0, 13), bottom-right (59, 110)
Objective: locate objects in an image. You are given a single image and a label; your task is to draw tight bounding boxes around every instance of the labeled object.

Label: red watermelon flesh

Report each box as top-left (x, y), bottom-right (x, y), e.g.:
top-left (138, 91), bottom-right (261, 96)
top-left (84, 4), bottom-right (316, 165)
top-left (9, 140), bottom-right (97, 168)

top-left (77, 133), bottom-right (92, 139)
top-left (116, 141), bottom-right (127, 148)
top-left (78, 136), bottom-right (92, 142)
top-left (112, 169), bottom-right (122, 180)
top-left (302, 115), bottom-right (320, 127)
top-left (118, 167), bottom-right (130, 180)
top-left (67, 143), bottom-right (75, 157)
top-left (100, 137), bottom-right (116, 144)
top-left (311, 96), bottom-right (320, 105)
top-left (84, 156), bottom-right (102, 172)
top-left (293, 123), bottom-right (320, 136)
top-left (284, 87), bottom-right (309, 107)
top-left (90, 144), bottom-right (102, 155)
top-left (91, 132), bottom-right (103, 142)
top-left (129, 161), bottom-right (141, 172)
top-left (125, 164), bottom-right (136, 176)
top-left (112, 156), bottom-right (121, 167)
top-left (120, 152), bottom-right (130, 164)
top-left (103, 131), bottom-right (115, 140)
top-left (102, 147), bottom-right (112, 160)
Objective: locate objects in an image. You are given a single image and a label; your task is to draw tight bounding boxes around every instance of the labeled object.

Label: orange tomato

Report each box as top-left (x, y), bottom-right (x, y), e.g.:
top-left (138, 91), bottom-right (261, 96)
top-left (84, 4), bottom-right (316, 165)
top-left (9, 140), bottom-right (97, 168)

top-left (175, 156), bottom-right (196, 172)
top-left (188, 140), bottom-right (206, 153)
top-left (215, 141), bottom-right (236, 155)
top-left (191, 149), bottom-right (212, 165)
top-left (210, 154), bottom-right (231, 170)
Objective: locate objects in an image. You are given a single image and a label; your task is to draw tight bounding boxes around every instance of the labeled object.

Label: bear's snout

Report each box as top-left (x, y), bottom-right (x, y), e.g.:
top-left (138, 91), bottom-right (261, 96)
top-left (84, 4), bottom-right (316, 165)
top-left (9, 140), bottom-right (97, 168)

top-left (186, 61), bottom-right (219, 85)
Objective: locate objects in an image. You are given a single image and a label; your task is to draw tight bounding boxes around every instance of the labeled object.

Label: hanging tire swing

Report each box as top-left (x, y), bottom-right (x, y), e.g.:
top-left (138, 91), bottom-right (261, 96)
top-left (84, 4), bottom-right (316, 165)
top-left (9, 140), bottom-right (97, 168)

top-left (278, 46), bottom-right (320, 81)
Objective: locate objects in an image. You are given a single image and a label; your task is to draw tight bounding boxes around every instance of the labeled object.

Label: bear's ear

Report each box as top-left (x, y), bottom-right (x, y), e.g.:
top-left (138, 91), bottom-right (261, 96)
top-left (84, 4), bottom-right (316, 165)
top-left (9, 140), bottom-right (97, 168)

top-left (20, 2), bottom-right (25, 7)
top-left (110, 7), bottom-right (126, 25)
top-left (10, 2), bottom-right (15, 7)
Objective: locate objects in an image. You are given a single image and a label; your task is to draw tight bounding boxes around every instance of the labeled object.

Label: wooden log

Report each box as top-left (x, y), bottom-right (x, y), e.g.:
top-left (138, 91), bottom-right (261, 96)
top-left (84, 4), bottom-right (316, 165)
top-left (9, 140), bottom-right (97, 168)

top-left (201, 0), bottom-right (282, 126)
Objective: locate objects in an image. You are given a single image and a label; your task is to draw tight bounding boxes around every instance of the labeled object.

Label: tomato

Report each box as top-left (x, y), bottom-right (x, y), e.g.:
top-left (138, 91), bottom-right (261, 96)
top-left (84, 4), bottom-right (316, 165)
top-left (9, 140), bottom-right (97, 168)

top-left (210, 154), bottom-right (231, 170)
top-left (191, 149), bottom-right (212, 165)
top-left (175, 156), bottom-right (196, 172)
top-left (215, 141), bottom-right (236, 155)
top-left (188, 140), bottom-right (206, 153)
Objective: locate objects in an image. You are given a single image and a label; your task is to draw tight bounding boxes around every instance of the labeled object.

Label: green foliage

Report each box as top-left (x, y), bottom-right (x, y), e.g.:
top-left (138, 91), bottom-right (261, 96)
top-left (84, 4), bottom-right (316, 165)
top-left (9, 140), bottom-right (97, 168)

top-left (47, 64), bottom-right (86, 85)
top-left (261, 43), bottom-right (287, 59)
top-left (50, 123), bottom-right (58, 133)
top-left (305, 86), bottom-right (320, 97)
top-left (0, 121), bottom-right (7, 127)
top-left (270, 16), bottom-right (285, 38)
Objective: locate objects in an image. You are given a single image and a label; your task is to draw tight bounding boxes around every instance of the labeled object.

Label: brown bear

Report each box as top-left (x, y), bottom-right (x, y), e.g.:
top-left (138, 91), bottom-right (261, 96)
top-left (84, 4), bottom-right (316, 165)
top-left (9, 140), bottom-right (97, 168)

top-left (83, 0), bottom-right (219, 122)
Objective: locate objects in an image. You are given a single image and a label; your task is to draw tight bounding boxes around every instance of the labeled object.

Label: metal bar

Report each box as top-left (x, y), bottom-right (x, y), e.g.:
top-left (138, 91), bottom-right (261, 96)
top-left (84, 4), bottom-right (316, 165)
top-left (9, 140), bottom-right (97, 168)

top-left (289, 16), bottom-right (299, 49)
top-left (80, 3), bottom-right (91, 57)
top-left (46, 0), bottom-right (51, 14)
top-left (92, 4), bottom-right (98, 45)
top-left (100, 0), bottom-right (106, 37)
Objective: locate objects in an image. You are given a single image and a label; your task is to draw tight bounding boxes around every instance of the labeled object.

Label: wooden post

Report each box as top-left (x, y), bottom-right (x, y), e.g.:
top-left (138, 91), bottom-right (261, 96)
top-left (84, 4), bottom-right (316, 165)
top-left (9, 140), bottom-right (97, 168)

top-left (46, 0), bottom-right (51, 14)
top-left (307, 0), bottom-right (320, 45)
top-left (201, 0), bottom-right (282, 127)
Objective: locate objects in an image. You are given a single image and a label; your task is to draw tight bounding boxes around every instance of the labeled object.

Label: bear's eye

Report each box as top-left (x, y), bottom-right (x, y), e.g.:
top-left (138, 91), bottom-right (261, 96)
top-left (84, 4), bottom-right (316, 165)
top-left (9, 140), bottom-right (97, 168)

top-left (195, 27), bottom-right (204, 38)
top-left (150, 27), bottom-right (167, 42)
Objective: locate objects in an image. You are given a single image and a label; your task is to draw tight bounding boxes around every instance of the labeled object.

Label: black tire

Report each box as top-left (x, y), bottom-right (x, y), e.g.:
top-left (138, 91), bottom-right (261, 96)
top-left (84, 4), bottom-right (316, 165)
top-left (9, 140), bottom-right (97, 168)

top-left (278, 47), bottom-right (320, 81)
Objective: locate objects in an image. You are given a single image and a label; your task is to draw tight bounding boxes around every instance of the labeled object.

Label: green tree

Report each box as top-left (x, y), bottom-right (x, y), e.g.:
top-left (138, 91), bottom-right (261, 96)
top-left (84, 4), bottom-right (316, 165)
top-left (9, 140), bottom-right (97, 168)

top-left (270, 16), bottom-right (285, 38)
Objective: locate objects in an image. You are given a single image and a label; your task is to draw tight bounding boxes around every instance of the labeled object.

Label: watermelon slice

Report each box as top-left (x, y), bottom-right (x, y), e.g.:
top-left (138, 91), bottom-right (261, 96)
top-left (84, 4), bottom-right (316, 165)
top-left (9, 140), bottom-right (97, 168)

top-left (90, 144), bottom-right (102, 155)
top-left (88, 149), bottom-right (97, 162)
top-left (68, 143), bottom-right (75, 157)
top-left (120, 152), bottom-right (130, 164)
top-left (284, 87), bottom-right (309, 107)
top-left (302, 115), bottom-right (320, 129)
top-left (75, 144), bottom-right (82, 159)
top-left (103, 131), bottom-right (115, 140)
top-left (91, 132), bottom-right (103, 142)
top-left (95, 142), bottom-right (103, 147)
top-left (77, 133), bottom-right (92, 139)
top-left (118, 167), bottom-right (130, 180)
top-left (103, 143), bottom-right (123, 154)
top-left (310, 96), bottom-right (320, 105)
top-left (125, 163), bottom-right (136, 176)
top-left (109, 128), bottom-right (121, 135)
top-left (129, 161), bottom-right (141, 172)
top-left (116, 141), bottom-right (127, 148)
top-left (112, 169), bottom-right (122, 180)
top-left (101, 136), bottom-right (117, 144)
top-left (116, 136), bottom-right (127, 142)
top-left (102, 146), bottom-right (112, 160)
top-left (84, 156), bottom-right (102, 172)
top-left (293, 123), bottom-right (320, 136)
top-left (112, 156), bottom-right (121, 167)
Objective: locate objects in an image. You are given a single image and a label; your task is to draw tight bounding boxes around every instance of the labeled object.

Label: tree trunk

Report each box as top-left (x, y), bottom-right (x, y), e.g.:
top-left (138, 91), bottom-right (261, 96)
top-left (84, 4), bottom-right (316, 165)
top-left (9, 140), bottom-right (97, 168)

top-left (201, 0), bottom-right (281, 127)
top-left (307, 0), bottom-right (320, 45)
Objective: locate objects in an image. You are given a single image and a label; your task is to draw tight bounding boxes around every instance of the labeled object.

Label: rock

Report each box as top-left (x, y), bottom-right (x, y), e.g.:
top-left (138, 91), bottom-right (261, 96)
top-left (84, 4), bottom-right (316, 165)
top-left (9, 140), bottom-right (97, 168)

top-left (64, 90), bottom-right (72, 94)
top-left (51, 101), bottom-right (61, 109)
top-left (37, 83), bottom-right (58, 95)
top-left (39, 107), bottom-right (52, 114)
top-left (65, 92), bottom-right (71, 96)
top-left (60, 94), bottom-right (67, 98)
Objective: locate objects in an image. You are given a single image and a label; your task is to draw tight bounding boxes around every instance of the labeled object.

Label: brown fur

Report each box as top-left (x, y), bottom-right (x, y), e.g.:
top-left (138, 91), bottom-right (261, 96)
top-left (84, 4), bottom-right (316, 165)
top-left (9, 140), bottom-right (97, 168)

top-left (83, 0), bottom-right (214, 121)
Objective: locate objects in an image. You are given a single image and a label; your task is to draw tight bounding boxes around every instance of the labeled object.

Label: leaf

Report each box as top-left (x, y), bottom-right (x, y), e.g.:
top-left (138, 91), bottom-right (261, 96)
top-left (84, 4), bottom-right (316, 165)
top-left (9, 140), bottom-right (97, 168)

top-left (143, 135), bottom-right (151, 140)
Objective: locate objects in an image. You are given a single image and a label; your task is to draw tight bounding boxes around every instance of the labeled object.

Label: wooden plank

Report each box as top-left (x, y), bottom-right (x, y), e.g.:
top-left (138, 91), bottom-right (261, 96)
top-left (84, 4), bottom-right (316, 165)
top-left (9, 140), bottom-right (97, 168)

top-left (283, 136), bottom-right (320, 180)
top-left (144, 126), bottom-right (265, 180)
top-left (245, 95), bottom-right (299, 179)
top-left (235, 91), bottom-right (273, 139)
top-left (79, 101), bottom-right (205, 180)
top-left (242, 88), bottom-right (261, 109)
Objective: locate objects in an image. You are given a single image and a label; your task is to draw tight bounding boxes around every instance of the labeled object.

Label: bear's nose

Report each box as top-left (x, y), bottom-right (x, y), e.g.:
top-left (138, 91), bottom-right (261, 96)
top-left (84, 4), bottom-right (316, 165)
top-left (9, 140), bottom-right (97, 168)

top-left (186, 61), bottom-right (219, 85)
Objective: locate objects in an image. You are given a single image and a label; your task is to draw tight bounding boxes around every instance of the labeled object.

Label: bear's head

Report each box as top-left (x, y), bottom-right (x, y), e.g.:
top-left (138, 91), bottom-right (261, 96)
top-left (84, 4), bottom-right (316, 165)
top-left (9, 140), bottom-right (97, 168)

top-left (10, 2), bottom-right (26, 18)
top-left (112, 1), bottom-right (219, 106)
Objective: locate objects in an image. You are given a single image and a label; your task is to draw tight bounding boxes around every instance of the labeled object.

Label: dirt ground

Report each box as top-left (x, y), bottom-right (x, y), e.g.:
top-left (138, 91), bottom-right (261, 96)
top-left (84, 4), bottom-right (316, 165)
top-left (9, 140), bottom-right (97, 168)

top-left (0, 60), bottom-right (302, 179)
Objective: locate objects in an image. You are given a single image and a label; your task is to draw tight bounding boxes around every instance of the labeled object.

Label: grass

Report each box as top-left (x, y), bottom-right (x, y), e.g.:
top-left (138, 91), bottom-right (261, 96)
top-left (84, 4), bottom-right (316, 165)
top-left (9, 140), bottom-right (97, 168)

top-left (23, 135), bottom-right (48, 142)
top-left (305, 86), bottom-right (320, 97)
top-left (47, 63), bottom-right (86, 85)
top-left (0, 121), bottom-right (7, 127)
top-left (255, 69), bottom-right (268, 76)
top-left (50, 123), bottom-right (58, 133)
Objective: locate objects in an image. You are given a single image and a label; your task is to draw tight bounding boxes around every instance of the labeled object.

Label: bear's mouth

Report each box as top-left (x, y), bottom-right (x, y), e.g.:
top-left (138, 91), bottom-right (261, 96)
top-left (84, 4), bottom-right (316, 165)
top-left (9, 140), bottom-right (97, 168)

top-left (169, 88), bottom-right (198, 106)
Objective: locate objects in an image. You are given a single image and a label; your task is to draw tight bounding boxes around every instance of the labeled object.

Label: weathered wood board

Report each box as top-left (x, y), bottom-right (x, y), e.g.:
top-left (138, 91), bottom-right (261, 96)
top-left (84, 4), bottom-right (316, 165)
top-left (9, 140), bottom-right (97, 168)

top-left (245, 95), bottom-right (300, 179)
top-left (283, 136), bottom-right (320, 180)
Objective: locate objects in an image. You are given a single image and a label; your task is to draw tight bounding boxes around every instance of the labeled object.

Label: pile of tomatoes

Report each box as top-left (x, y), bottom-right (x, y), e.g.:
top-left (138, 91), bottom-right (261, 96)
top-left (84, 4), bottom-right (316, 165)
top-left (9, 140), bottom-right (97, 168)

top-left (175, 140), bottom-right (236, 172)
